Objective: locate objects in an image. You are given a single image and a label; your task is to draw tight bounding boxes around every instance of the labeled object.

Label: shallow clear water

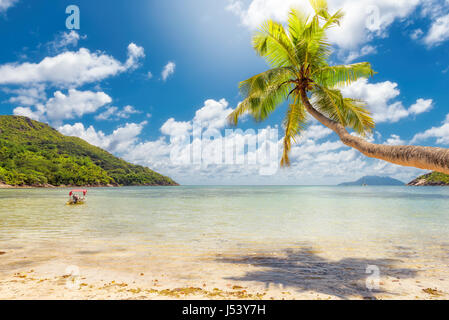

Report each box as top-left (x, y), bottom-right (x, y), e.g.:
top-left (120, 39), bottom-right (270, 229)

top-left (1, 186), bottom-right (449, 288)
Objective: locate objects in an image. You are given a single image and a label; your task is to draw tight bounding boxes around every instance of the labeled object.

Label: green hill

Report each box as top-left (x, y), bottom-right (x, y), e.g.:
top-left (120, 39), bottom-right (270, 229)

top-left (408, 172), bottom-right (449, 186)
top-left (0, 116), bottom-right (178, 187)
top-left (339, 175), bottom-right (404, 186)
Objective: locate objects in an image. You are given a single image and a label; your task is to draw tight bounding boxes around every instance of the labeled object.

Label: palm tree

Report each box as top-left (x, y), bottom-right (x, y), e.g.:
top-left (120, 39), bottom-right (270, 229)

top-left (228, 0), bottom-right (449, 174)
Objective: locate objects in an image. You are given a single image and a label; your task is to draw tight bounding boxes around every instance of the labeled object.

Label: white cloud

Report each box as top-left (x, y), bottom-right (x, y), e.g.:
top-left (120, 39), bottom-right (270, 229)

top-left (0, 43), bottom-right (144, 87)
top-left (159, 98), bottom-right (233, 143)
top-left (13, 89), bottom-right (112, 123)
top-left (125, 43), bottom-right (145, 70)
top-left (193, 98), bottom-right (234, 132)
top-left (344, 45), bottom-right (377, 63)
top-left (227, 0), bottom-right (311, 30)
top-left (299, 125), bottom-right (333, 141)
top-left (424, 13), bottom-right (449, 46)
top-left (410, 28), bottom-right (424, 40)
top-left (95, 105), bottom-right (141, 121)
top-left (147, 71), bottom-right (153, 79)
top-left (409, 98), bottom-right (433, 114)
top-left (341, 78), bottom-right (433, 123)
top-left (420, 0), bottom-right (449, 19)
top-left (161, 118), bottom-right (192, 142)
top-left (4, 84), bottom-right (46, 106)
top-left (227, 0), bottom-right (421, 51)
top-left (58, 121), bottom-right (147, 154)
top-left (412, 114), bottom-right (449, 144)
top-left (119, 99), bottom-right (418, 184)
top-left (0, 0), bottom-right (17, 13)
top-left (384, 134), bottom-right (405, 145)
top-left (52, 97), bottom-right (425, 184)
top-left (49, 31), bottom-right (86, 51)
top-left (161, 61), bottom-right (176, 81)
top-left (95, 107), bottom-right (118, 121)
top-left (13, 104), bottom-right (45, 121)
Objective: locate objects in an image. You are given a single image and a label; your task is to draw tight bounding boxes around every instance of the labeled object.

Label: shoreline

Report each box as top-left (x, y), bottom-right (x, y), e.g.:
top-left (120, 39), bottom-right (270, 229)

top-left (0, 183), bottom-right (180, 189)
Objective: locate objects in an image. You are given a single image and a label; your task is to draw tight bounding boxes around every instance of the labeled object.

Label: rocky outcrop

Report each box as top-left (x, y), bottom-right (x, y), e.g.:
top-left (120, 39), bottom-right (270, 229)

top-left (407, 172), bottom-right (449, 186)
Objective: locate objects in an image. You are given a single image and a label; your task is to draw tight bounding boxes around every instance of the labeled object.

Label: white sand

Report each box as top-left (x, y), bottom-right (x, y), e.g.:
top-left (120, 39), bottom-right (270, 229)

top-left (0, 244), bottom-right (448, 300)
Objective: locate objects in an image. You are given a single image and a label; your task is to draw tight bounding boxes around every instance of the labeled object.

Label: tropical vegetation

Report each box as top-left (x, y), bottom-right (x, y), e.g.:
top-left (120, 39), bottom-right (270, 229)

top-left (0, 115), bottom-right (178, 187)
top-left (407, 171), bottom-right (449, 186)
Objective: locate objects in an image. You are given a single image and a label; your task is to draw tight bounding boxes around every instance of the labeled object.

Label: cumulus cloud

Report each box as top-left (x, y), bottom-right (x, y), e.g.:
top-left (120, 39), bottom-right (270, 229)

top-left (95, 105), bottom-right (141, 121)
top-left (161, 118), bottom-right (192, 140)
top-left (48, 31), bottom-right (86, 52)
top-left (341, 78), bottom-right (433, 123)
top-left (4, 84), bottom-right (46, 106)
top-left (344, 45), bottom-right (377, 63)
top-left (58, 121), bottom-right (147, 154)
top-left (299, 124), bottom-right (333, 141)
top-left (411, 114), bottom-right (449, 144)
top-left (0, 43), bottom-right (144, 87)
top-left (125, 43), bottom-right (145, 70)
top-left (409, 98), bottom-right (433, 114)
top-left (410, 28), bottom-right (424, 40)
top-left (65, 98), bottom-right (421, 185)
top-left (161, 61), bottom-right (176, 81)
top-left (13, 89), bottom-right (112, 123)
top-left (13, 104), bottom-right (45, 121)
top-left (51, 97), bottom-right (426, 184)
top-left (384, 134), bottom-right (405, 145)
top-left (424, 13), bottom-right (449, 46)
top-left (0, 0), bottom-right (17, 13)
top-left (193, 99), bottom-right (234, 133)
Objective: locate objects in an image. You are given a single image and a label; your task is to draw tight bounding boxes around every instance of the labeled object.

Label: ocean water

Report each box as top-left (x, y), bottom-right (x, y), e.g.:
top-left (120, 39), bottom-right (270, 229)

top-left (1, 186), bottom-right (449, 296)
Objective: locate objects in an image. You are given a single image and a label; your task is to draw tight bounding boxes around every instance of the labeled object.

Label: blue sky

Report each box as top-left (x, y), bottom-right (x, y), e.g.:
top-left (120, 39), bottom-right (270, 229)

top-left (1, 0), bottom-right (449, 185)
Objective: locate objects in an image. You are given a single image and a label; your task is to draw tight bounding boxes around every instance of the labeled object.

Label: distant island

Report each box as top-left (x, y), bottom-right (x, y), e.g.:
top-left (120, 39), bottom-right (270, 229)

top-left (408, 172), bottom-right (449, 186)
top-left (339, 175), bottom-right (404, 186)
top-left (0, 116), bottom-right (178, 187)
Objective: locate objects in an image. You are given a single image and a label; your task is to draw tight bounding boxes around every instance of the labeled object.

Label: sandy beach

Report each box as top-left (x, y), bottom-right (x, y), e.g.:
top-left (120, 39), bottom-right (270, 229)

top-left (1, 242), bottom-right (448, 300)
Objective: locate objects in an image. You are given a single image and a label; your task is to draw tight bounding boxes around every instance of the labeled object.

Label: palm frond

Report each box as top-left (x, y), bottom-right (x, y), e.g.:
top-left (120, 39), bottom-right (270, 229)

top-left (312, 62), bottom-right (375, 88)
top-left (228, 67), bottom-right (295, 125)
top-left (288, 8), bottom-right (310, 46)
top-left (281, 97), bottom-right (308, 166)
top-left (312, 86), bottom-right (374, 135)
top-left (309, 0), bottom-right (330, 20)
top-left (322, 9), bottom-right (345, 29)
top-left (253, 20), bottom-right (299, 68)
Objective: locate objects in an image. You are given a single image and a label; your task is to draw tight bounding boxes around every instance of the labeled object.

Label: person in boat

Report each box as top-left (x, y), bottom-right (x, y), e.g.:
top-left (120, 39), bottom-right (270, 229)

top-left (72, 194), bottom-right (80, 203)
top-left (68, 190), bottom-right (87, 204)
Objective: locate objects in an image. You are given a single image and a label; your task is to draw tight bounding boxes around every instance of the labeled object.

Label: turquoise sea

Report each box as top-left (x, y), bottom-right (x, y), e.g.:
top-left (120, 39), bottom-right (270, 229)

top-left (1, 186), bottom-right (449, 298)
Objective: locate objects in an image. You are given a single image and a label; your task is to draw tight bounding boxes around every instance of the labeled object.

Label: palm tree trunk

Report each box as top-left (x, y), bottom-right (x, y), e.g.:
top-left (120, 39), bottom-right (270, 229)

top-left (299, 89), bottom-right (449, 175)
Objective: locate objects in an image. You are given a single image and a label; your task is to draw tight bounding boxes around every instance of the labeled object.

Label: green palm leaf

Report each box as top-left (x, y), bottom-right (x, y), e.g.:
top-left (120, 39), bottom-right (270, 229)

top-left (281, 99), bottom-right (308, 166)
top-left (228, 67), bottom-right (295, 125)
top-left (312, 62), bottom-right (375, 88)
top-left (312, 86), bottom-right (374, 136)
top-left (253, 20), bottom-right (299, 68)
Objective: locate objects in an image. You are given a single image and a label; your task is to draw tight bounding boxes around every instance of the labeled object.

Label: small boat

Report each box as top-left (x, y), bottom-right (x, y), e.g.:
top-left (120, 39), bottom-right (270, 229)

top-left (67, 189), bottom-right (87, 205)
